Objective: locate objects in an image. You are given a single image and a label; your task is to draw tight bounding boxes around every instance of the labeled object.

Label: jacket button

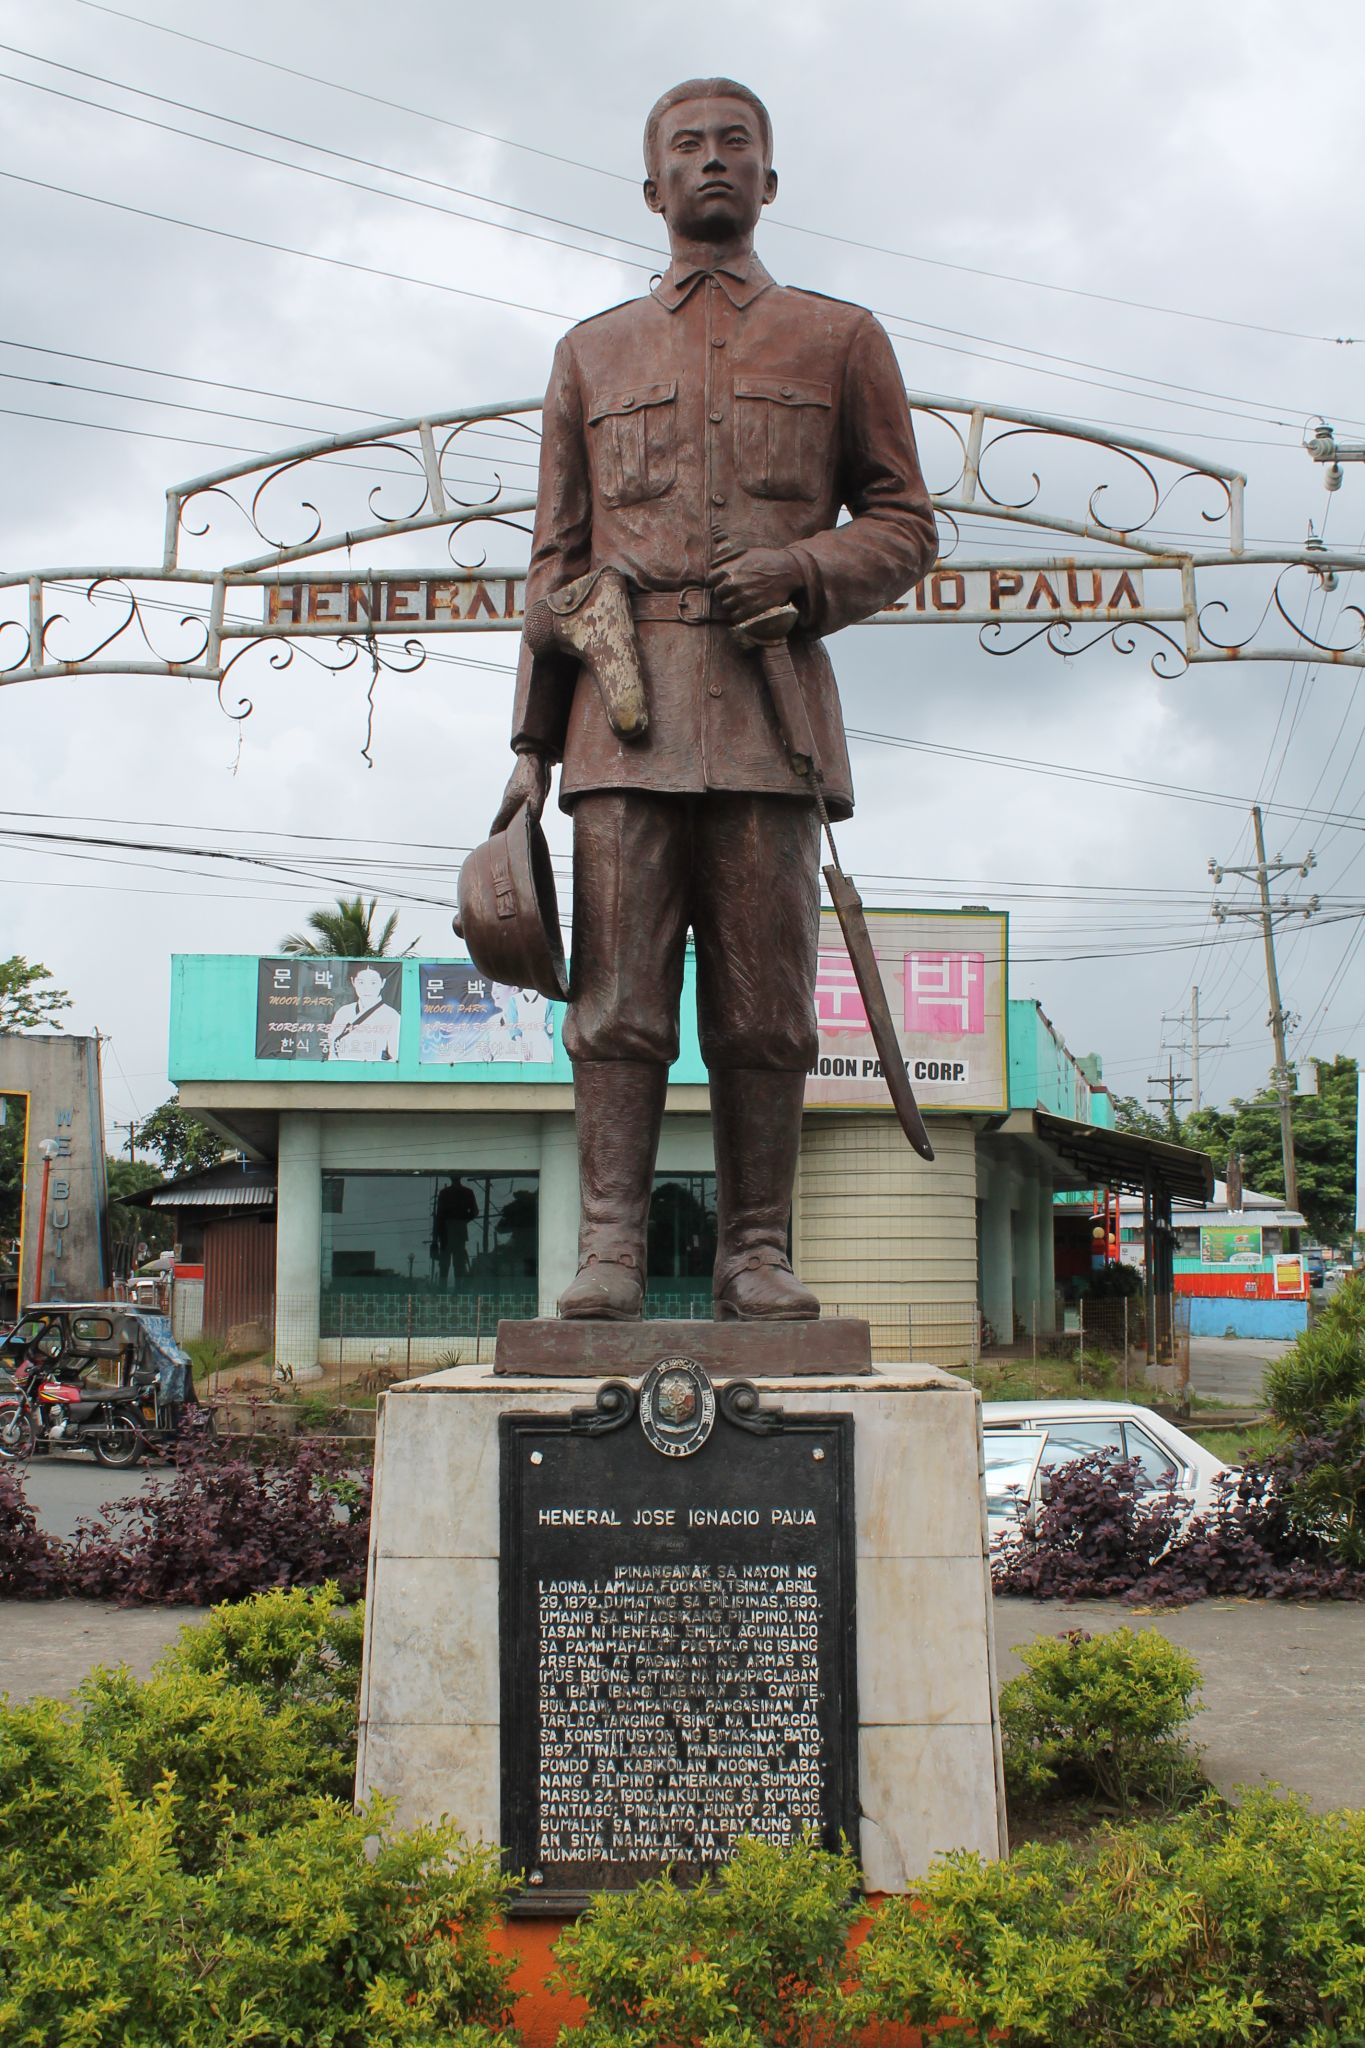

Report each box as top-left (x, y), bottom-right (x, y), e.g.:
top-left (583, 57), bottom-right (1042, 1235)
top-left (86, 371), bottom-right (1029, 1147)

top-left (781, 384), bottom-right (794, 397)
top-left (709, 410), bottom-right (723, 423)
top-left (711, 492), bottom-right (725, 506)
top-left (711, 335), bottom-right (726, 348)
top-left (708, 683), bottom-right (722, 697)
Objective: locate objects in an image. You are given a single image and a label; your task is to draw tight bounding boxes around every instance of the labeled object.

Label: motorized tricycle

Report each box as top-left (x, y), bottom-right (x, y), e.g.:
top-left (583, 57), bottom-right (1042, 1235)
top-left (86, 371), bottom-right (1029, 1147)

top-left (0, 1302), bottom-right (209, 1466)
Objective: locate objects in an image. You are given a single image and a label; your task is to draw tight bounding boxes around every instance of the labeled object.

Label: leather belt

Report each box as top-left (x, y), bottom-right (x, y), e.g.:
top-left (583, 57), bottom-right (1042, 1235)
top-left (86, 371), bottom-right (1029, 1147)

top-left (630, 586), bottom-right (716, 623)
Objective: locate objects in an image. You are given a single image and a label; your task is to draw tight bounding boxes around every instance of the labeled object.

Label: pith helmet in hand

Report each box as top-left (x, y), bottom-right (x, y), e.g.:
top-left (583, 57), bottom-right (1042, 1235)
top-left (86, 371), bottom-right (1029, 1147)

top-left (452, 803), bottom-right (569, 1002)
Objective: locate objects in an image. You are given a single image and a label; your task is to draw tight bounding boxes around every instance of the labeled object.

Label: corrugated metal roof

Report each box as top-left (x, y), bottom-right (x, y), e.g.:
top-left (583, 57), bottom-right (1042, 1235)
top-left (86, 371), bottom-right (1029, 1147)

top-left (147, 1184), bottom-right (275, 1210)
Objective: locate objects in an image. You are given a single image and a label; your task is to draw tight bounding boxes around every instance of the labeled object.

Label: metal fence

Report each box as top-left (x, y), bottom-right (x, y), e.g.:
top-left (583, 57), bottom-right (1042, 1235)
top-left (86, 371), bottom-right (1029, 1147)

top-left (184, 1288), bottom-right (1187, 1405)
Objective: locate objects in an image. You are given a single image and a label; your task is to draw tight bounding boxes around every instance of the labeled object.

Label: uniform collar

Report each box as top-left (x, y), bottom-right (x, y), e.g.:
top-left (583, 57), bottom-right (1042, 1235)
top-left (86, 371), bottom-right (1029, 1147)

top-left (651, 251), bottom-right (775, 312)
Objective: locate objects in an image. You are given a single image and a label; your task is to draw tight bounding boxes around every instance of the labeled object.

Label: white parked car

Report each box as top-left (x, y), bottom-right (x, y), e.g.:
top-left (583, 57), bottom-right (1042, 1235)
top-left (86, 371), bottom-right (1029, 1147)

top-left (981, 1401), bottom-right (1236, 1546)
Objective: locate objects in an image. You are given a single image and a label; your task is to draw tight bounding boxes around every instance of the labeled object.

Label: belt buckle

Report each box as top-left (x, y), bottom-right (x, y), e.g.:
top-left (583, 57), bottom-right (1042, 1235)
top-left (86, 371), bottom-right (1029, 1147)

top-left (677, 586), bottom-right (707, 624)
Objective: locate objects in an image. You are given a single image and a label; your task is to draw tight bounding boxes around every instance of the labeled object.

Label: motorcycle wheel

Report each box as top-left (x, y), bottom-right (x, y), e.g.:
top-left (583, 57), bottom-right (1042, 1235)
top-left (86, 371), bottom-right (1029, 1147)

top-left (93, 1410), bottom-right (143, 1469)
top-left (0, 1402), bottom-right (36, 1462)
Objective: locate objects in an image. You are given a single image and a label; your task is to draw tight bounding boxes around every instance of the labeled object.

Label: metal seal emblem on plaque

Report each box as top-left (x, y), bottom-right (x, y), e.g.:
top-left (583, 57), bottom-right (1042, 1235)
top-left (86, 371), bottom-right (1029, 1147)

top-left (639, 1356), bottom-right (715, 1458)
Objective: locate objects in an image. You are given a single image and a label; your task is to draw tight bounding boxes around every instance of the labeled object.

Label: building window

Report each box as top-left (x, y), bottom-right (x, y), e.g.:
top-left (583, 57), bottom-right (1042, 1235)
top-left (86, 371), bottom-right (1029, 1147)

top-left (647, 1173), bottom-right (718, 1317)
top-left (320, 1171), bottom-right (538, 1334)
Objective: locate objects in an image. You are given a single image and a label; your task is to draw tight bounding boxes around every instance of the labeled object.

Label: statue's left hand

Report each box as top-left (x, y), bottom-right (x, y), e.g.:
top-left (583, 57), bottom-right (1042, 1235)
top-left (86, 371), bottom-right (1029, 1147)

top-left (709, 545), bottom-right (802, 623)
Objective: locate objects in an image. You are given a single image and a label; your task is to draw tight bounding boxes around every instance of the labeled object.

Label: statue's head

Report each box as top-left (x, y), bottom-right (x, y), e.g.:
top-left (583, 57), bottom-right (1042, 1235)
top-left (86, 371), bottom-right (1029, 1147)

top-left (643, 78), bottom-right (776, 243)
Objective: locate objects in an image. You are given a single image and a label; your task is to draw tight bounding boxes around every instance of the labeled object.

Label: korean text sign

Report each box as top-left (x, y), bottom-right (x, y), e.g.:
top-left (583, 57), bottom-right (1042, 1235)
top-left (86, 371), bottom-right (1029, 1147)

top-left (255, 959), bottom-right (403, 1063)
top-left (806, 910), bottom-right (1008, 1113)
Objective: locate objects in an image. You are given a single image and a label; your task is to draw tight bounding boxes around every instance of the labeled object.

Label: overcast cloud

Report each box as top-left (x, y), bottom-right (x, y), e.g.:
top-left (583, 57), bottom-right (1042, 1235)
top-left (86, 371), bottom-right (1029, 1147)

top-left (2, 0), bottom-right (1362, 1140)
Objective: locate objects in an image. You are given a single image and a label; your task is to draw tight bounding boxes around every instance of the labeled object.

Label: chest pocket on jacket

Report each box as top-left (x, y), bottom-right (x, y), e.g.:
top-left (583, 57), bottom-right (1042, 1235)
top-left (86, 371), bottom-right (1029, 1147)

top-left (587, 380), bottom-right (678, 506)
top-left (733, 376), bottom-right (832, 501)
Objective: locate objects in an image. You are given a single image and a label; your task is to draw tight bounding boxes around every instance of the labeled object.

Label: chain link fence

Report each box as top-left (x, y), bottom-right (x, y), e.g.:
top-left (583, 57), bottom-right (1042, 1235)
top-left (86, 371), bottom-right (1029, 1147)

top-left (183, 1287), bottom-right (1187, 1406)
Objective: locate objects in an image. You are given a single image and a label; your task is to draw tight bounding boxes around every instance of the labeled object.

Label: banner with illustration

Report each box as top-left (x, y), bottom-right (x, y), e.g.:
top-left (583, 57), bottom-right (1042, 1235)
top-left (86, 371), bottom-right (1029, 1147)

top-left (418, 965), bottom-right (556, 1065)
top-left (256, 959), bottom-right (403, 1063)
top-left (1199, 1224), bottom-right (1264, 1267)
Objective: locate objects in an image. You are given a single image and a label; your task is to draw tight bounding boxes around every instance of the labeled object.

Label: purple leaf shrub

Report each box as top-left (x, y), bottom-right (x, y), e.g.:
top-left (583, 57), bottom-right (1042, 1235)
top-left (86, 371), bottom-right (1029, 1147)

top-left (0, 1466), bottom-right (68, 1598)
top-left (994, 1448), bottom-right (1365, 1607)
top-left (66, 1441), bottom-right (372, 1607)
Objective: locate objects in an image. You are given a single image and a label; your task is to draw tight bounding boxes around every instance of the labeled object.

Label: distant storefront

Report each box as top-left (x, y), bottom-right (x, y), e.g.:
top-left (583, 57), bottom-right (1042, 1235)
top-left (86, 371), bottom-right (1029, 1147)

top-left (124, 1158), bottom-right (276, 1345)
top-left (166, 912), bottom-right (1208, 1370)
top-left (1117, 1181), bottom-right (1309, 1338)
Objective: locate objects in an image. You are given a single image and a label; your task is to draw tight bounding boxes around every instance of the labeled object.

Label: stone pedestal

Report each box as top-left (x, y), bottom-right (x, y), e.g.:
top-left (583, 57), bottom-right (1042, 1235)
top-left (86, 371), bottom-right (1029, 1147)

top-left (357, 1361), bottom-right (1007, 1894)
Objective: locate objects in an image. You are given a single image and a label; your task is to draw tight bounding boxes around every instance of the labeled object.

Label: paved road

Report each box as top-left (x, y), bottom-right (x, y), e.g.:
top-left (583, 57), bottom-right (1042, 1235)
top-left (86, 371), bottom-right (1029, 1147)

top-left (18, 1453), bottom-right (164, 1541)
top-left (993, 1596), bottom-right (1365, 1813)
top-left (1186, 1335), bottom-right (1296, 1407)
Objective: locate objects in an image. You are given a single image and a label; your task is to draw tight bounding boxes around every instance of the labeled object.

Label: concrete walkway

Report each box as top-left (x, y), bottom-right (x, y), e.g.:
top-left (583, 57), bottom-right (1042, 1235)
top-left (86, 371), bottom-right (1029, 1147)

top-left (993, 1596), bottom-right (1365, 1812)
top-left (1187, 1335), bottom-right (1296, 1407)
top-left (3, 1591), bottom-right (1362, 1818)
top-left (0, 1600), bottom-right (198, 1701)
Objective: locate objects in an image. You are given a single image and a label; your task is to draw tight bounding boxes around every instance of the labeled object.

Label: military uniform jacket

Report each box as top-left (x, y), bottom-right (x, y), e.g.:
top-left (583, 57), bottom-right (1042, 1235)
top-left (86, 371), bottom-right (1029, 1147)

top-left (511, 253), bottom-right (938, 820)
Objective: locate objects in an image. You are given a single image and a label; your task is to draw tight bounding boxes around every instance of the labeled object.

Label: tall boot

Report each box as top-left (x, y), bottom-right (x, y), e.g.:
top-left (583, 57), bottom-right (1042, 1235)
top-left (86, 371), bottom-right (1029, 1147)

top-left (558, 1060), bottom-right (667, 1320)
top-left (711, 1068), bottom-right (820, 1321)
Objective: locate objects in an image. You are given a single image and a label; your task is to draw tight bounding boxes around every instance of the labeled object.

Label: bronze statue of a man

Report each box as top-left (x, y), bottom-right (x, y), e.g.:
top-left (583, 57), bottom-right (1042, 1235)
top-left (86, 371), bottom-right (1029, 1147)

top-left (492, 78), bottom-right (937, 1323)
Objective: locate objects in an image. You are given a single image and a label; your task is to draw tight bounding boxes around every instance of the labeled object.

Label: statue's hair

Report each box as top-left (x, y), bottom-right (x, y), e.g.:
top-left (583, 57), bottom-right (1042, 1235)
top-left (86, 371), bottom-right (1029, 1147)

top-left (643, 79), bottom-right (773, 177)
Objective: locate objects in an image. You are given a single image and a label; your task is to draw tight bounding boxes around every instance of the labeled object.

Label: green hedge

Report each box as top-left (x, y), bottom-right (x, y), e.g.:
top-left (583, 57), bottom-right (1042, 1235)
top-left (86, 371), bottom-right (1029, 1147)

top-left (5, 1595), bottom-right (1364, 2047)
top-left (0, 1586), bottom-right (518, 2048)
top-left (859, 1792), bottom-right (1365, 2045)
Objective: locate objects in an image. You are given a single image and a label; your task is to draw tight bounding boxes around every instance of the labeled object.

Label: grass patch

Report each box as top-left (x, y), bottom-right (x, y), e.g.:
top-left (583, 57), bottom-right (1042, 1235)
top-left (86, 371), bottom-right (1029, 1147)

top-left (974, 1349), bottom-right (1157, 1404)
top-left (1186, 1421), bottom-right (1281, 1464)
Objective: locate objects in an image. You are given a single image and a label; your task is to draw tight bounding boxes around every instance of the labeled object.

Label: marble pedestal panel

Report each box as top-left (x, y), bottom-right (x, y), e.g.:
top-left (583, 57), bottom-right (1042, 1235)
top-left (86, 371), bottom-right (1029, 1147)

top-left (356, 1361), bottom-right (1007, 1892)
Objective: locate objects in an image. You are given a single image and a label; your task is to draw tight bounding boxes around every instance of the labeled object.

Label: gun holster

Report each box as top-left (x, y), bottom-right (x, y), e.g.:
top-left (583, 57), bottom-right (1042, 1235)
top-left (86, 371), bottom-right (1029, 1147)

top-left (523, 566), bottom-right (649, 740)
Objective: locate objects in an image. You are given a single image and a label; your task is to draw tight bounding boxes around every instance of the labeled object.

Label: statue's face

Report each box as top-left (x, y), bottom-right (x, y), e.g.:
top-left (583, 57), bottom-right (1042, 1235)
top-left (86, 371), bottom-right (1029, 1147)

top-left (644, 94), bottom-right (777, 242)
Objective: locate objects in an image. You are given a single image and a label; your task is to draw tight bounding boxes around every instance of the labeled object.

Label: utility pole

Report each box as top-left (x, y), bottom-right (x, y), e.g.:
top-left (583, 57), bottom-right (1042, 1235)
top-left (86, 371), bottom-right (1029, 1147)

top-left (1162, 984), bottom-right (1229, 1113)
top-left (112, 1118), bottom-right (136, 1165)
top-left (1147, 1054), bottom-right (1191, 1136)
top-left (1209, 805), bottom-right (1319, 1224)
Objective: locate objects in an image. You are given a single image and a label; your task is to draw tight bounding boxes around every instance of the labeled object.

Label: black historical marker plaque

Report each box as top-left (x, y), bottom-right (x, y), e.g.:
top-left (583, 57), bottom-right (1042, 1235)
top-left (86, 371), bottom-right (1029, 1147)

top-left (500, 1376), bottom-right (858, 1908)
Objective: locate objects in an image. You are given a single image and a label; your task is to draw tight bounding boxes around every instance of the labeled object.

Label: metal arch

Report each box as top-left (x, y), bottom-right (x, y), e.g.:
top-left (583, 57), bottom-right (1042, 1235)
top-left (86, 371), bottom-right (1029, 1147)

top-left (1, 386), bottom-right (1357, 696)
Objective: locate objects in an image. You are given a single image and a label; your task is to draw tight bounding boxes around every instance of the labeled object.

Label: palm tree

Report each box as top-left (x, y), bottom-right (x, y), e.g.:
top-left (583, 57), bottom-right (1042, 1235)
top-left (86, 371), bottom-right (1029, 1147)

top-left (280, 895), bottom-right (413, 958)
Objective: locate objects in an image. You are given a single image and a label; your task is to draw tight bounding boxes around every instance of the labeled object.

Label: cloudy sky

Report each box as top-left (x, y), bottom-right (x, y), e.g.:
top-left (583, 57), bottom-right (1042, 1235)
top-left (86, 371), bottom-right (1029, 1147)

top-left (2, 0), bottom-right (1363, 1145)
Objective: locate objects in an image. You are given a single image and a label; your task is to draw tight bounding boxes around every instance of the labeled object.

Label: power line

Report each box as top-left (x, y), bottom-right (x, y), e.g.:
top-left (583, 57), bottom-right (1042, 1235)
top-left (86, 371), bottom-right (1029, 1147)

top-left (63, 0), bottom-right (1363, 350)
top-left (0, 371), bottom-right (536, 475)
top-left (67, 0), bottom-right (641, 185)
top-left (5, 59), bottom-right (1358, 432)
top-left (0, 332), bottom-right (388, 418)
top-left (0, 60), bottom-right (661, 274)
top-left (0, 331), bottom-right (1300, 455)
top-left (847, 727), bottom-right (1365, 832)
top-left (0, 169), bottom-right (576, 325)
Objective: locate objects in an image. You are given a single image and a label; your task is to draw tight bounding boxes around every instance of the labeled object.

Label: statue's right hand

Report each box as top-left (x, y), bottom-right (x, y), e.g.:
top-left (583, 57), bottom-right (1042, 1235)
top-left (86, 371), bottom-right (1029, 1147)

top-left (490, 749), bottom-right (550, 834)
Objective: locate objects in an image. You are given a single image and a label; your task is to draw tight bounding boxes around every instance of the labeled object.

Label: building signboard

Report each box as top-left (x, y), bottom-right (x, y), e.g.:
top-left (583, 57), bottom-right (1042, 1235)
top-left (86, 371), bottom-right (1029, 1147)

top-left (1199, 1224), bottom-right (1263, 1267)
top-left (259, 566), bottom-right (1147, 636)
top-left (255, 959), bottom-right (404, 1063)
top-left (0, 1035), bottom-right (109, 1303)
top-left (806, 910), bottom-right (1008, 1114)
top-left (1273, 1253), bottom-right (1305, 1296)
top-left (418, 965), bottom-right (556, 1065)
